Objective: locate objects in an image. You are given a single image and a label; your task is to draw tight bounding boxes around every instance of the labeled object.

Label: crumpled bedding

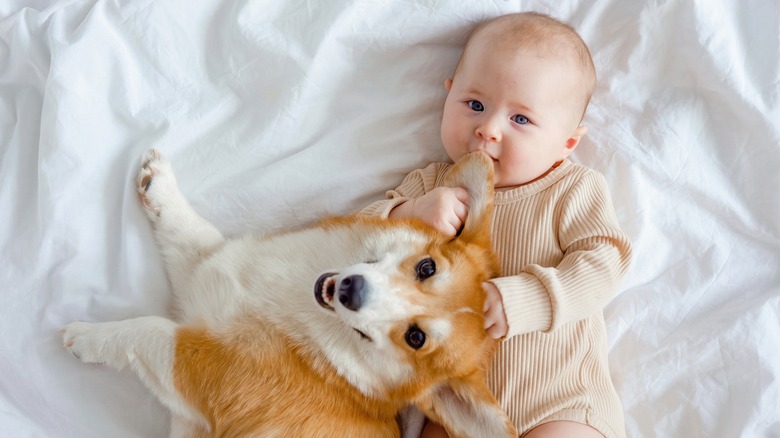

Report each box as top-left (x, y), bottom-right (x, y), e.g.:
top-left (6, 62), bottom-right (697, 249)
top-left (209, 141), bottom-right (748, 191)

top-left (1, 1), bottom-right (778, 436)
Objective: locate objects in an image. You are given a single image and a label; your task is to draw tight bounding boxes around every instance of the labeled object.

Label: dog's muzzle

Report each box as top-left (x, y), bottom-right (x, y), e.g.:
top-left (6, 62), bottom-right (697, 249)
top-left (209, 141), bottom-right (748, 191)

top-left (314, 273), bottom-right (366, 312)
top-left (314, 273), bottom-right (373, 341)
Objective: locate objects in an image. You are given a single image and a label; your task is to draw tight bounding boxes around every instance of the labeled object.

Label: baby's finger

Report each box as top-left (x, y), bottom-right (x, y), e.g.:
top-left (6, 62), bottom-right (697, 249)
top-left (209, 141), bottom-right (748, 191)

top-left (451, 187), bottom-right (470, 206)
top-left (453, 200), bottom-right (468, 225)
top-left (433, 217), bottom-right (459, 237)
top-left (486, 323), bottom-right (504, 340)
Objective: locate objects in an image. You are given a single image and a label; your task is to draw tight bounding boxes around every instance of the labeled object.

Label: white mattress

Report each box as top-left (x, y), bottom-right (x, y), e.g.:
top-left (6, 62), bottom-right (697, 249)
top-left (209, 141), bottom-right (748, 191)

top-left (2, 1), bottom-right (779, 436)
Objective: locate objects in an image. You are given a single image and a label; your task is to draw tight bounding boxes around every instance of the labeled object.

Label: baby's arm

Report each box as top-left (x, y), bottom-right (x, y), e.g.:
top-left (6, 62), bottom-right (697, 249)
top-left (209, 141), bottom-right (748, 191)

top-left (493, 172), bottom-right (632, 337)
top-left (361, 162), bottom-right (445, 218)
top-left (360, 162), bottom-right (469, 237)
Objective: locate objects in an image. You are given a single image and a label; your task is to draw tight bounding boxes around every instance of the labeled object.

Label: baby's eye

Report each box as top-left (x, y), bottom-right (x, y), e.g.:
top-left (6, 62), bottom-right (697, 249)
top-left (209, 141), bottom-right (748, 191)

top-left (512, 114), bottom-right (530, 125)
top-left (467, 100), bottom-right (484, 112)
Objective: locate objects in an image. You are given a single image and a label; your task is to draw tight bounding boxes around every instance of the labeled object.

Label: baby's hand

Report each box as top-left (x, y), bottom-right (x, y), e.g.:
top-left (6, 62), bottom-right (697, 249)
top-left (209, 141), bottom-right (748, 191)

top-left (390, 187), bottom-right (469, 236)
top-left (483, 282), bottom-right (508, 339)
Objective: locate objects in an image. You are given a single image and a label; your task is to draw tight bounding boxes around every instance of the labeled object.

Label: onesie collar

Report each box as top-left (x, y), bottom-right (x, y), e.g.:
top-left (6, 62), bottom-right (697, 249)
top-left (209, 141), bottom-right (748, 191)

top-left (493, 159), bottom-right (574, 204)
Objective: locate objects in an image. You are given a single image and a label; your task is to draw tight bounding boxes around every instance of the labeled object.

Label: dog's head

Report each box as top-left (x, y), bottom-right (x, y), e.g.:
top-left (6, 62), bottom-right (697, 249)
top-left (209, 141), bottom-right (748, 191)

top-left (314, 153), bottom-right (516, 437)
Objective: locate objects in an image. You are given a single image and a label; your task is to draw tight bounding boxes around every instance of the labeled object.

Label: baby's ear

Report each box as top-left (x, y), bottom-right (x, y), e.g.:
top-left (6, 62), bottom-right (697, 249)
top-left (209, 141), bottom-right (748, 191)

top-left (564, 125), bottom-right (588, 153)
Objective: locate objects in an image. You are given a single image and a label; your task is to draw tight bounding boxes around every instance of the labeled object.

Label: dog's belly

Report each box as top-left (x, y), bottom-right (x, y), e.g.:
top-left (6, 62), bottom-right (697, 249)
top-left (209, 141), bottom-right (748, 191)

top-left (178, 231), bottom-right (361, 326)
top-left (172, 322), bottom-right (400, 437)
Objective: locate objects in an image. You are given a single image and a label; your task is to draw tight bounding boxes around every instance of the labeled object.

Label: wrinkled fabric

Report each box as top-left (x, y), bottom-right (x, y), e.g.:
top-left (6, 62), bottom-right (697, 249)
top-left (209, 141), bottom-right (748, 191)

top-left (1, 1), bottom-right (778, 437)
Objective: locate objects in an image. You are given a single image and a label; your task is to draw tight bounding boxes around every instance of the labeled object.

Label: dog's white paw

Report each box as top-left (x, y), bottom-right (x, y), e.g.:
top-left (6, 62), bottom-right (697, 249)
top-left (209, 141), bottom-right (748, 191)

top-left (61, 322), bottom-right (123, 367)
top-left (137, 149), bottom-right (177, 218)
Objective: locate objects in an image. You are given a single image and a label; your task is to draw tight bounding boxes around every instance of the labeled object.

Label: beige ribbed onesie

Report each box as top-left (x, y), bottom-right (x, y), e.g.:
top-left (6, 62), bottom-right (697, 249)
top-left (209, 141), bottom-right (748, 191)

top-left (361, 159), bottom-right (632, 437)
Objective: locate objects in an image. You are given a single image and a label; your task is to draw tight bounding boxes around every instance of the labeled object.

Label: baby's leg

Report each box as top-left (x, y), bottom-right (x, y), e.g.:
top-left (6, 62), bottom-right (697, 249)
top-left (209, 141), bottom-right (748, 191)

top-left (137, 149), bottom-right (224, 303)
top-left (525, 421), bottom-right (604, 438)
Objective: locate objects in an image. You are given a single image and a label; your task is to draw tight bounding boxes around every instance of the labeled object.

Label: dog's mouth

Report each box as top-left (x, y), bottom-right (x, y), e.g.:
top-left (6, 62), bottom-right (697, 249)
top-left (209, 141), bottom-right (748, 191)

top-left (314, 273), bottom-right (338, 311)
top-left (313, 273), bottom-right (372, 342)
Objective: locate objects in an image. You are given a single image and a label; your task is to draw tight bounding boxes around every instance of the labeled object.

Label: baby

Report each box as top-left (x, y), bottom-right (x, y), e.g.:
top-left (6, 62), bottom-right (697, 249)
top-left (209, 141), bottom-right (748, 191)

top-left (362, 12), bottom-right (632, 438)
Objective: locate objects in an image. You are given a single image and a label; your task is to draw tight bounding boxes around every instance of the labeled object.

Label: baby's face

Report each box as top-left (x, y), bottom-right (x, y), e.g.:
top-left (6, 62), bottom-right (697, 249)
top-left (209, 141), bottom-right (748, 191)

top-left (441, 43), bottom-right (586, 188)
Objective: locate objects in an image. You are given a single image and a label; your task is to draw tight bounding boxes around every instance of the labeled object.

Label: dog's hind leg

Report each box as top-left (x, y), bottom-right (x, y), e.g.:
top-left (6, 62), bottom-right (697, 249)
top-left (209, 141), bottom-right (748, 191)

top-left (137, 149), bottom-right (224, 301)
top-left (61, 317), bottom-right (208, 430)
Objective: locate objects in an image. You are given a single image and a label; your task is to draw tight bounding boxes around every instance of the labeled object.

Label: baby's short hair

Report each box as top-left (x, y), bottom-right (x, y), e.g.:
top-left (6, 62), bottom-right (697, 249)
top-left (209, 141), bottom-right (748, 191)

top-left (459, 12), bottom-right (597, 120)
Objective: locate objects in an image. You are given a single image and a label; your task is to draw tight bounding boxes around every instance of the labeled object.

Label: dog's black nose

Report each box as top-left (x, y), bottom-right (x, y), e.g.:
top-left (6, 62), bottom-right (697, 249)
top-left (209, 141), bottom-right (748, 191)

top-left (338, 275), bottom-right (365, 311)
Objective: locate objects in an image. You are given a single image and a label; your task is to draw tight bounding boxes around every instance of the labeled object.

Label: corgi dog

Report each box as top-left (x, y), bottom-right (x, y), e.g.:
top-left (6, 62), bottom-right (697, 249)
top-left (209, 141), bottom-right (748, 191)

top-left (61, 150), bottom-right (516, 438)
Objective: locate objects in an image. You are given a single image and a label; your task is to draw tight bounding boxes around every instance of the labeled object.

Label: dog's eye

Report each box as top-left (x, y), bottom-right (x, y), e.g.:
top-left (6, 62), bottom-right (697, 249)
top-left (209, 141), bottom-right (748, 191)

top-left (404, 325), bottom-right (426, 350)
top-left (415, 258), bottom-right (436, 280)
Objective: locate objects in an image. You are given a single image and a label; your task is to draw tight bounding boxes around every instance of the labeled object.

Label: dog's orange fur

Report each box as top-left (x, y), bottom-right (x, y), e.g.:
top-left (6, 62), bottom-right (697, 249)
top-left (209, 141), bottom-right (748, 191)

top-left (175, 322), bottom-right (402, 437)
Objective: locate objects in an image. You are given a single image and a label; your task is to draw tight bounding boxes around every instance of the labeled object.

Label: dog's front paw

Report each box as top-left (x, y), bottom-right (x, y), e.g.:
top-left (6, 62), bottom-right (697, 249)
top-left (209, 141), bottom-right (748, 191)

top-left (137, 149), bottom-right (177, 218)
top-left (61, 322), bottom-right (124, 367)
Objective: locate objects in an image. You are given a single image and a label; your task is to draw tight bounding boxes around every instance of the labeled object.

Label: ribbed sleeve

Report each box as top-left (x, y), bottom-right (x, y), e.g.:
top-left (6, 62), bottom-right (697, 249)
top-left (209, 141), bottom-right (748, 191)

top-left (494, 169), bottom-right (632, 337)
top-left (359, 162), bottom-right (451, 218)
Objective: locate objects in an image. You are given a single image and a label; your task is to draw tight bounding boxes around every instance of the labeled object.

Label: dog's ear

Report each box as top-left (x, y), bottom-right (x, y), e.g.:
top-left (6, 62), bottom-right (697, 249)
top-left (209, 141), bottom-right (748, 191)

top-left (432, 154), bottom-right (508, 436)
top-left (415, 370), bottom-right (517, 438)
top-left (442, 152), bottom-right (494, 248)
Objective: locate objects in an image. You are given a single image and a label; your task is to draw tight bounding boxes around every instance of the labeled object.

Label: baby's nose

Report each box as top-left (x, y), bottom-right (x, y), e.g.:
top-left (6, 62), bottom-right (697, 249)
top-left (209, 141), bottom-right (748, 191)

top-left (475, 120), bottom-right (501, 142)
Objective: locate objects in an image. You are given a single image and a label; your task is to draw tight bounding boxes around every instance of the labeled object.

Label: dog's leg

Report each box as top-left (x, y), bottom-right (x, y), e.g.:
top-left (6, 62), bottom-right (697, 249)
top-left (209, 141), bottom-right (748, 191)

top-left (137, 149), bottom-right (224, 300)
top-left (61, 317), bottom-right (207, 429)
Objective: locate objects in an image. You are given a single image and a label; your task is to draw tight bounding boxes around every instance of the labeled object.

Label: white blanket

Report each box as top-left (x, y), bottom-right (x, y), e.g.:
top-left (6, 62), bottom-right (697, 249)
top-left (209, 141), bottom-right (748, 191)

top-left (2, 1), bottom-right (779, 436)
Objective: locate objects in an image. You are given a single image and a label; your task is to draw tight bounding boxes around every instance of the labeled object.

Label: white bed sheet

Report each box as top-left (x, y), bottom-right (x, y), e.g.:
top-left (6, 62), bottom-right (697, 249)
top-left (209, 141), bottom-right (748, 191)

top-left (1, 0), bottom-right (779, 436)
